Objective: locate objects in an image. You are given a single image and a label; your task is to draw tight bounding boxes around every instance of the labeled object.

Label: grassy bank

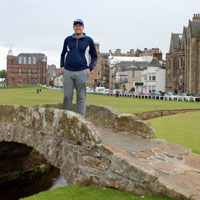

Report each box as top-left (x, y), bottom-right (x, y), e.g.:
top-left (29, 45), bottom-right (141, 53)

top-left (147, 111), bottom-right (200, 154)
top-left (20, 183), bottom-right (173, 200)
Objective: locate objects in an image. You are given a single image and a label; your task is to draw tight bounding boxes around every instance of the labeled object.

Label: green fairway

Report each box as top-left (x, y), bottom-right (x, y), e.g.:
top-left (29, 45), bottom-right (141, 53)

top-left (0, 86), bottom-right (200, 114)
top-left (1, 85), bottom-right (200, 154)
top-left (21, 183), bottom-right (173, 200)
top-left (0, 86), bottom-right (63, 106)
top-left (147, 111), bottom-right (200, 154)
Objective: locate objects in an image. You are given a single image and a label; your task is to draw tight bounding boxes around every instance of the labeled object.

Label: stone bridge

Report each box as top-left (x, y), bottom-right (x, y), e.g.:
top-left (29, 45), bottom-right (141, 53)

top-left (0, 103), bottom-right (200, 200)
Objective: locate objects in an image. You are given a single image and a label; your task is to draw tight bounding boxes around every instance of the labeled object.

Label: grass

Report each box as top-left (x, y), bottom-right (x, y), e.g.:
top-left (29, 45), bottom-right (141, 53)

top-left (1, 85), bottom-right (197, 199)
top-left (0, 85), bottom-right (200, 114)
top-left (1, 85), bottom-right (200, 154)
top-left (20, 183), bottom-right (173, 200)
top-left (147, 111), bottom-right (200, 154)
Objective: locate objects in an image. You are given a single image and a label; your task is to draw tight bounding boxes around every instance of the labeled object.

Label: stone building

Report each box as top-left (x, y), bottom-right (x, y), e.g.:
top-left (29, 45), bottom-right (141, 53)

top-left (166, 14), bottom-right (200, 95)
top-left (6, 49), bottom-right (47, 86)
top-left (54, 74), bottom-right (63, 87)
top-left (87, 43), bottom-right (109, 88)
top-left (108, 48), bottom-right (163, 90)
top-left (111, 61), bottom-right (149, 91)
top-left (110, 48), bottom-right (162, 59)
top-left (46, 64), bottom-right (60, 86)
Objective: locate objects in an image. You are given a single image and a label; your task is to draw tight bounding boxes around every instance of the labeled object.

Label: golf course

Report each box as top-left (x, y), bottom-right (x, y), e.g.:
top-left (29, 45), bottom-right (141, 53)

top-left (1, 85), bottom-right (200, 200)
top-left (0, 85), bottom-right (200, 154)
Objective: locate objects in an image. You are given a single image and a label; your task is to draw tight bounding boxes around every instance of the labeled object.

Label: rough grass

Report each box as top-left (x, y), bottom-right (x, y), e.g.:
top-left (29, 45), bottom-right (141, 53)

top-left (147, 111), bottom-right (200, 154)
top-left (20, 183), bottom-right (173, 200)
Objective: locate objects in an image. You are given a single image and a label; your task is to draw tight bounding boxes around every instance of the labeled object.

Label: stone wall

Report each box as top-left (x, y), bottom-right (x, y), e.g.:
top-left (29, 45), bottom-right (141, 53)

top-left (37, 103), bottom-right (154, 138)
top-left (135, 108), bottom-right (200, 120)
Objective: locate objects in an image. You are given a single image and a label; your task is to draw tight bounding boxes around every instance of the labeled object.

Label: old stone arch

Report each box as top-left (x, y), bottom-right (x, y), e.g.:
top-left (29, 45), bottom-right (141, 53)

top-left (0, 103), bottom-right (154, 185)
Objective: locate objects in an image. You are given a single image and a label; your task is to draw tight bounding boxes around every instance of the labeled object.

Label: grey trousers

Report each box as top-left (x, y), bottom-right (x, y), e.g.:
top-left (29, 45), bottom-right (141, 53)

top-left (63, 69), bottom-right (88, 116)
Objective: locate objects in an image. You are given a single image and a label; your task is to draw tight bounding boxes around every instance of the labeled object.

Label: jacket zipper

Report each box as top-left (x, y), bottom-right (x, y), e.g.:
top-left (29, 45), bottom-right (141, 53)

top-left (76, 39), bottom-right (79, 48)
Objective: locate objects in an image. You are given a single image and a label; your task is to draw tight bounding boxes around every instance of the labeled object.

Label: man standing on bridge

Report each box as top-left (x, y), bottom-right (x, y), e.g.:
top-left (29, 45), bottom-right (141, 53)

top-left (60, 19), bottom-right (98, 116)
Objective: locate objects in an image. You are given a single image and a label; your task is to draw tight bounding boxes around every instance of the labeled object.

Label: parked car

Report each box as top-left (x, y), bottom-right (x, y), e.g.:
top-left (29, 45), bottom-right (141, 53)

top-left (109, 90), bottom-right (114, 95)
top-left (195, 93), bottom-right (200, 102)
top-left (139, 92), bottom-right (151, 97)
top-left (150, 91), bottom-right (162, 96)
top-left (164, 92), bottom-right (178, 100)
top-left (177, 93), bottom-right (194, 101)
top-left (95, 87), bottom-right (105, 94)
top-left (113, 89), bottom-right (122, 95)
top-left (120, 91), bottom-right (129, 96)
top-left (103, 89), bottom-right (110, 95)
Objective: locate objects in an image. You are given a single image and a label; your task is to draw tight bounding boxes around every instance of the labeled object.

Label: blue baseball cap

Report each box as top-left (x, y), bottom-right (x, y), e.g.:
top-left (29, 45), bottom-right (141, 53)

top-left (73, 19), bottom-right (84, 25)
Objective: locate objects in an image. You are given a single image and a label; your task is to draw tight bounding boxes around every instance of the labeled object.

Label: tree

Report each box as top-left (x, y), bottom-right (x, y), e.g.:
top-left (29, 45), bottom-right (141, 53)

top-left (0, 70), bottom-right (7, 79)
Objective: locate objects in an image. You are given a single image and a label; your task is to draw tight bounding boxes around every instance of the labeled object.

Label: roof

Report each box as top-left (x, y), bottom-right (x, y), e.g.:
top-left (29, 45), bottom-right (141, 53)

top-left (190, 20), bottom-right (200, 37)
top-left (7, 48), bottom-right (13, 56)
top-left (172, 33), bottom-right (182, 49)
top-left (148, 58), bottom-right (162, 67)
top-left (18, 53), bottom-right (46, 62)
top-left (115, 61), bottom-right (149, 72)
top-left (184, 27), bottom-right (188, 38)
top-left (109, 56), bottom-right (153, 65)
top-left (100, 53), bottom-right (109, 59)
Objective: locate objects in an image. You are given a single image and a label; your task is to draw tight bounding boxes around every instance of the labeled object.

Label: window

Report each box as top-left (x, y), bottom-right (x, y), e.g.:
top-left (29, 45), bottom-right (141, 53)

top-left (98, 71), bottom-right (101, 76)
top-left (152, 73), bottom-right (156, 81)
top-left (33, 57), bottom-right (36, 64)
top-left (152, 85), bottom-right (156, 92)
top-left (149, 73), bottom-right (152, 81)
top-left (179, 57), bottom-right (183, 68)
top-left (168, 75), bottom-right (170, 86)
top-left (28, 57), bottom-right (32, 64)
top-left (132, 71), bottom-right (135, 80)
top-left (179, 75), bottom-right (183, 85)
top-left (19, 57), bottom-right (22, 64)
top-left (149, 85), bottom-right (152, 93)
top-left (168, 59), bottom-right (171, 70)
top-left (24, 57), bottom-right (26, 64)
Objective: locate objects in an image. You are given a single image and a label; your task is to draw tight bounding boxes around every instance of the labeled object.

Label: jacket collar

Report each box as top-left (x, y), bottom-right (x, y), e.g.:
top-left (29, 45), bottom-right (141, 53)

top-left (72, 33), bottom-right (86, 39)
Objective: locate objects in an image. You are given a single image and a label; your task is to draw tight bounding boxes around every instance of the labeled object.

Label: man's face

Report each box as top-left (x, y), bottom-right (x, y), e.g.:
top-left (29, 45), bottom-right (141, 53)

top-left (73, 23), bottom-right (84, 35)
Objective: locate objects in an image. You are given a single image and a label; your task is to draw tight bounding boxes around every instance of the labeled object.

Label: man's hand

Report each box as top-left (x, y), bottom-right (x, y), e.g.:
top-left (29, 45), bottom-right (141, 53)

top-left (60, 67), bottom-right (64, 73)
top-left (87, 68), bottom-right (90, 76)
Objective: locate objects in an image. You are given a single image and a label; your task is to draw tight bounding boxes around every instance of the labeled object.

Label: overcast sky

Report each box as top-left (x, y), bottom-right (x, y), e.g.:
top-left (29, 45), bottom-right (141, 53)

top-left (0, 0), bottom-right (199, 70)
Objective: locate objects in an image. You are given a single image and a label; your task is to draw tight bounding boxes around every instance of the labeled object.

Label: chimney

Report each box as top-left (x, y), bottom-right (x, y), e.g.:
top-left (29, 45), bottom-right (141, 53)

top-left (129, 49), bottom-right (135, 56)
top-left (115, 49), bottom-right (121, 56)
top-left (192, 13), bottom-right (200, 21)
top-left (109, 49), bottom-right (112, 56)
top-left (153, 52), bottom-right (162, 61)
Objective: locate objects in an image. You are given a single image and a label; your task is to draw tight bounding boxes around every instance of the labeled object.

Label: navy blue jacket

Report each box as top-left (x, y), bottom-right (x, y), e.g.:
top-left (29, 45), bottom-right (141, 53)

top-left (60, 33), bottom-right (98, 71)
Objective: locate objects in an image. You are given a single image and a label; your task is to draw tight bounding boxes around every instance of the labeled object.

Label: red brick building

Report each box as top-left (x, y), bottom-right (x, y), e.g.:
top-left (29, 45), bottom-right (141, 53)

top-left (6, 49), bottom-right (47, 86)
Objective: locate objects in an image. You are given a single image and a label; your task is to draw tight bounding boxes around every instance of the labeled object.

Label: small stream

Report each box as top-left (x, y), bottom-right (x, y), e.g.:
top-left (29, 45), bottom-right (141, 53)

top-left (0, 167), bottom-right (67, 200)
